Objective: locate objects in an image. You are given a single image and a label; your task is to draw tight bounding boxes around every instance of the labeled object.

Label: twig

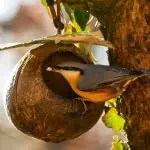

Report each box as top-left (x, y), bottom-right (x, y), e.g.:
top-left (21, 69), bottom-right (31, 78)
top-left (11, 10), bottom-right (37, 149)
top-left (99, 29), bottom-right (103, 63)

top-left (0, 32), bottom-right (115, 51)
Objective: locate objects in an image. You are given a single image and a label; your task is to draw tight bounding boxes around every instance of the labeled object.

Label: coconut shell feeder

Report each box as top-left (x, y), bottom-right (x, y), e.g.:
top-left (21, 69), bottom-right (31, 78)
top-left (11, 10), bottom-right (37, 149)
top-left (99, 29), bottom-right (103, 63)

top-left (2, 32), bottom-right (113, 143)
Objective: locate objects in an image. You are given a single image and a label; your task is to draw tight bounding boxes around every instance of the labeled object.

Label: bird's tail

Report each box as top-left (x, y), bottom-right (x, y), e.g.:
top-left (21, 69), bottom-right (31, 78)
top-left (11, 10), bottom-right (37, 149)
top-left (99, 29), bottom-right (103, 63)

top-left (129, 69), bottom-right (150, 76)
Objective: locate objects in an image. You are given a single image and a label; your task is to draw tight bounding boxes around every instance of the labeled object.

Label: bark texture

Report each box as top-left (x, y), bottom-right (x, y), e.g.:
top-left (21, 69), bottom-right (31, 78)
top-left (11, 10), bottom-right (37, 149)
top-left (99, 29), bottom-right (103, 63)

top-left (62, 0), bottom-right (150, 149)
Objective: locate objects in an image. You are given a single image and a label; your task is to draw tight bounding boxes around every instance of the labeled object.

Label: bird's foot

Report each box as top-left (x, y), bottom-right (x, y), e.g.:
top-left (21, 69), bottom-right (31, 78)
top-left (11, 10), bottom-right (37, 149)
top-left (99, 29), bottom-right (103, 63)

top-left (74, 97), bottom-right (88, 115)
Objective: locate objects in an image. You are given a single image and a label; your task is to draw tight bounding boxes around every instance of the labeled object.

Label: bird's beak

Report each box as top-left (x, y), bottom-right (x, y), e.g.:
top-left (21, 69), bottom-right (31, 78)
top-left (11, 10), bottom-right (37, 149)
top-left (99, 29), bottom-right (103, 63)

top-left (46, 67), bottom-right (63, 74)
top-left (46, 67), bottom-right (53, 72)
top-left (46, 66), bottom-right (80, 76)
top-left (46, 66), bottom-right (81, 84)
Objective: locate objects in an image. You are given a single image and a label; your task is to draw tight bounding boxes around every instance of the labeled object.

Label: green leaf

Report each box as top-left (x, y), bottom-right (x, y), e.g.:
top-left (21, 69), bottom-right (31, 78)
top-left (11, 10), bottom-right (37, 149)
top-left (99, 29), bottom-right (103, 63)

top-left (71, 13), bottom-right (82, 32)
top-left (74, 8), bottom-right (89, 31)
top-left (107, 98), bottom-right (117, 108)
top-left (102, 108), bottom-right (125, 132)
top-left (112, 141), bottom-right (123, 150)
top-left (41, 0), bottom-right (48, 7)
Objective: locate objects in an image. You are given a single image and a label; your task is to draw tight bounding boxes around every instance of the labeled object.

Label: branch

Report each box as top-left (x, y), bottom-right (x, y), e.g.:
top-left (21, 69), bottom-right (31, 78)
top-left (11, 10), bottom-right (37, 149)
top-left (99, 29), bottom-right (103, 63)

top-left (0, 32), bottom-right (114, 51)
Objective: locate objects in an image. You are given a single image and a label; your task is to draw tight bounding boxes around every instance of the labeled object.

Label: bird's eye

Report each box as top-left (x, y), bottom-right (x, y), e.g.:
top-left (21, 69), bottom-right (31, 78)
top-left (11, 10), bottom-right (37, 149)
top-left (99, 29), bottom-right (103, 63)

top-left (80, 70), bottom-right (84, 75)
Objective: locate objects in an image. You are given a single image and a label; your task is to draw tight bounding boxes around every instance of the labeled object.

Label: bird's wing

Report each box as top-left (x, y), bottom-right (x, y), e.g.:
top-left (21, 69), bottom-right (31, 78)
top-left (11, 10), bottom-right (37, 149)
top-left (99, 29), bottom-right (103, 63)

top-left (77, 65), bottom-right (132, 91)
top-left (54, 62), bottom-right (135, 91)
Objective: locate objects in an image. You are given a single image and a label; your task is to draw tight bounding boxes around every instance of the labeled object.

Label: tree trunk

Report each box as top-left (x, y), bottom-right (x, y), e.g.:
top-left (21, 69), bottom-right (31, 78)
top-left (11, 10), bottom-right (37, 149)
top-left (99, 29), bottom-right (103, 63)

top-left (62, 0), bottom-right (150, 149)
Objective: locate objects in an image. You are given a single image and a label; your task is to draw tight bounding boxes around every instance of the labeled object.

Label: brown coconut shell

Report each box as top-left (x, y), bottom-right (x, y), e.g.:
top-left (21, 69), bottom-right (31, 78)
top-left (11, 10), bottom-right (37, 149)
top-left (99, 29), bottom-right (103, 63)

top-left (4, 42), bottom-right (104, 143)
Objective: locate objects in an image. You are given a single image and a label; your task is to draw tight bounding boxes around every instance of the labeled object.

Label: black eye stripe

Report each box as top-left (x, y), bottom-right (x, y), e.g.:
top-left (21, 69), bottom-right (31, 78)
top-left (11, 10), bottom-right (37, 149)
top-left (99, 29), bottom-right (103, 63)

top-left (53, 65), bottom-right (82, 71)
top-left (80, 70), bottom-right (84, 75)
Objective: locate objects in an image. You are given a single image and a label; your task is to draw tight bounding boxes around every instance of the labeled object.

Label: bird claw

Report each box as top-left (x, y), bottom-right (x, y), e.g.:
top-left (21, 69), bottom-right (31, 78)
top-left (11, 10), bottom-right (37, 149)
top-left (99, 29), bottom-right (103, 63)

top-left (74, 97), bottom-right (88, 115)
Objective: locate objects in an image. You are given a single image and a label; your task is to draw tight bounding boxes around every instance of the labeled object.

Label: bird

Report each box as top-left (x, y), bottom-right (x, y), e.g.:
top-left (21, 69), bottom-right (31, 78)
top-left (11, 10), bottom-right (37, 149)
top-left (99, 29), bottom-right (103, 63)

top-left (46, 62), bottom-right (150, 103)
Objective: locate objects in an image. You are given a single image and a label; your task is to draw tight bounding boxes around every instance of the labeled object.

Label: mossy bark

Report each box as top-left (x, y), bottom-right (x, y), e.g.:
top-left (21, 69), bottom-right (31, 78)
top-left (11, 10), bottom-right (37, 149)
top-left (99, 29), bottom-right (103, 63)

top-left (62, 0), bottom-right (150, 149)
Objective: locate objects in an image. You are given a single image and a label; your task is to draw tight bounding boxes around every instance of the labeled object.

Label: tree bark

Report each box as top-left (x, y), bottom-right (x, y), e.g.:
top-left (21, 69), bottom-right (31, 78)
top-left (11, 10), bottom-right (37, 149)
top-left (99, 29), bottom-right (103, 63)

top-left (62, 0), bottom-right (150, 149)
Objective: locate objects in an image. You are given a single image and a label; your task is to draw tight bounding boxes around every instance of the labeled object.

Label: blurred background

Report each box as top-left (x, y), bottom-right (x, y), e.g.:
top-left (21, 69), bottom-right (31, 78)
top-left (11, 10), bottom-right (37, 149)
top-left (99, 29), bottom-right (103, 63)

top-left (0, 0), bottom-right (113, 149)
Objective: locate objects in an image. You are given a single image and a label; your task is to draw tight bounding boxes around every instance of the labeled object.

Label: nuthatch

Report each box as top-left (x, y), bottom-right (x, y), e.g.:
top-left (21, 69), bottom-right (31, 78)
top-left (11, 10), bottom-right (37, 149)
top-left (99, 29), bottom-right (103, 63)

top-left (46, 62), bottom-right (150, 103)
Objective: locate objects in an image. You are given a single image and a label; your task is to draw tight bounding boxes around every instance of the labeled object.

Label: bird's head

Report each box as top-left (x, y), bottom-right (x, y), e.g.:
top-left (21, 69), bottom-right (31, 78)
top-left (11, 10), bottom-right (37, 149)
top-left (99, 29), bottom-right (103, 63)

top-left (46, 62), bottom-right (85, 89)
